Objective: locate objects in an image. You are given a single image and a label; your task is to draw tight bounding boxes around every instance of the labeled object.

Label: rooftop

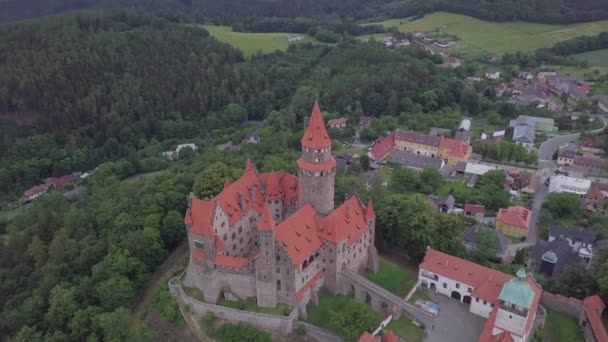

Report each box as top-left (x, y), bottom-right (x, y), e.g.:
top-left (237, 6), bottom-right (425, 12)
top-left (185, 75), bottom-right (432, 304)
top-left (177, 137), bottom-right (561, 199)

top-left (498, 269), bottom-right (535, 309)
top-left (388, 150), bottom-right (444, 170)
top-left (301, 101), bottom-right (332, 149)
top-left (439, 137), bottom-right (471, 158)
top-left (395, 130), bottom-right (441, 147)
top-left (463, 226), bottom-right (510, 254)
top-left (496, 206), bottom-right (531, 230)
top-left (369, 130), bottom-right (397, 162)
top-left (548, 225), bottom-right (594, 244)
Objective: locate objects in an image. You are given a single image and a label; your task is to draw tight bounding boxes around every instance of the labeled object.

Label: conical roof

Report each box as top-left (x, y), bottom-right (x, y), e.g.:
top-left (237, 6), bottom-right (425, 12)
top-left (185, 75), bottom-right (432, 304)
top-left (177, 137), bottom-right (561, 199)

top-left (259, 205), bottom-right (276, 231)
top-left (301, 101), bottom-right (332, 149)
top-left (365, 201), bottom-right (376, 220)
top-left (245, 159), bottom-right (255, 174)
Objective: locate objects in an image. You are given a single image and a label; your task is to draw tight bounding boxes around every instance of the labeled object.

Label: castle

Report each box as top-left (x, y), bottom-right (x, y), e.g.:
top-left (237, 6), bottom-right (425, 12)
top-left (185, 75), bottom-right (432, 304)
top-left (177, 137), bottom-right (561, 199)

top-left (182, 102), bottom-right (379, 315)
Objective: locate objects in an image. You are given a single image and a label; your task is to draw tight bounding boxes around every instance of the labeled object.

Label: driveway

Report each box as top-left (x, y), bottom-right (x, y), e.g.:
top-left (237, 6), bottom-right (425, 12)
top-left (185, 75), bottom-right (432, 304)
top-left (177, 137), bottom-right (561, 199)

top-left (424, 292), bottom-right (486, 342)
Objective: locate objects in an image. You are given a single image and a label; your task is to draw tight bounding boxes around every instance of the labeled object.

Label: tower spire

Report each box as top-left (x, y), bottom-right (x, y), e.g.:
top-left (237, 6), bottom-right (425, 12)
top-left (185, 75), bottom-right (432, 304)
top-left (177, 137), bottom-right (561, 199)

top-left (300, 101), bottom-right (332, 149)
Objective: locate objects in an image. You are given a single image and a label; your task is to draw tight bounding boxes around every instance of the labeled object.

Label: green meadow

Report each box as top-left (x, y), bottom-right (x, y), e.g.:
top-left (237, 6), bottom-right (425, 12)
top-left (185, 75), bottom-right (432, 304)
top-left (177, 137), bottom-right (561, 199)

top-left (362, 12), bottom-right (608, 58)
top-left (571, 48), bottom-right (608, 68)
top-left (200, 25), bottom-right (311, 57)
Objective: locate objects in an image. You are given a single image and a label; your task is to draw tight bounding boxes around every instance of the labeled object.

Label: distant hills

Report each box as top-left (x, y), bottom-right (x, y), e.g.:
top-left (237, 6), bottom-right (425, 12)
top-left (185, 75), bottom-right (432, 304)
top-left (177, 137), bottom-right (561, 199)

top-left (1, 0), bottom-right (607, 24)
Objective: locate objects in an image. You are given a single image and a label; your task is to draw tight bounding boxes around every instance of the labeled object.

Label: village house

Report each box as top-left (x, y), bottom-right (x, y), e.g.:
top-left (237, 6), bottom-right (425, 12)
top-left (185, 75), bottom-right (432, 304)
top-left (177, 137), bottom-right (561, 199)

top-left (327, 117), bottom-right (348, 129)
top-left (287, 34), bottom-right (303, 42)
top-left (368, 130), bottom-right (397, 163)
top-left (548, 175), bottom-right (591, 196)
top-left (496, 206), bottom-right (531, 239)
top-left (557, 148), bottom-right (576, 166)
top-left (441, 56), bottom-right (463, 69)
top-left (358, 115), bottom-right (372, 128)
top-left (439, 137), bottom-right (472, 166)
top-left (581, 138), bottom-right (605, 155)
top-left (429, 127), bottom-right (451, 137)
top-left (484, 70), bottom-right (501, 80)
top-left (244, 132), bottom-right (261, 144)
top-left (518, 71), bottom-right (534, 80)
top-left (388, 150), bottom-right (444, 173)
top-left (589, 95), bottom-right (608, 113)
top-left (358, 330), bottom-right (397, 342)
top-left (22, 184), bottom-right (49, 203)
top-left (573, 155), bottom-right (606, 170)
top-left (509, 115), bottom-right (557, 133)
top-left (418, 249), bottom-right (542, 342)
top-left (427, 195), bottom-right (456, 214)
top-left (395, 130), bottom-right (441, 157)
top-left (512, 124), bottom-right (535, 147)
top-left (462, 225), bottom-right (511, 261)
top-left (464, 204), bottom-right (486, 218)
top-left (182, 103), bottom-right (379, 315)
top-left (586, 182), bottom-right (608, 210)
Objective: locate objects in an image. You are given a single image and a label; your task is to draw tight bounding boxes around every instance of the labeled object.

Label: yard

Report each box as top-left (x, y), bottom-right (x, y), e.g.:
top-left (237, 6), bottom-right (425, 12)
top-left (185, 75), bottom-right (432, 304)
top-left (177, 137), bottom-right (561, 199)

top-left (386, 317), bottom-right (425, 342)
top-left (366, 257), bottom-right (416, 297)
top-left (362, 12), bottom-right (608, 58)
top-left (219, 299), bottom-right (293, 316)
top-left (540, 310), bottom-right (584, 342)
top-left (408, 287), bottom-right (432, 304)
top-left (199, 25), bottom-right (312, 57)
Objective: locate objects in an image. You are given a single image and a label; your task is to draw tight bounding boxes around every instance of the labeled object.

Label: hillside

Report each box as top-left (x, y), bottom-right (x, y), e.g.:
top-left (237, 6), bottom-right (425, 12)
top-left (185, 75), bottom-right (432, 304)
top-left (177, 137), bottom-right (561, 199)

top-left (365, 12), bottom-right (608, 57)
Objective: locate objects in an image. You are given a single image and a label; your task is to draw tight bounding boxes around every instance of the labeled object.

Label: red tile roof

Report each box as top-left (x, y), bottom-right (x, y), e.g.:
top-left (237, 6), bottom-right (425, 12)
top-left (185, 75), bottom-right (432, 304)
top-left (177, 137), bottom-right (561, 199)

top-left (301, 101), bottom-right (332, 149)
top-left (214, 235), bottom-right (226, 254)
top-left (328, 117), bottom-right (348, 127)
top-left (383, 330), bottom-right (397, 342)
top-left (245, 159), bottom-right (255, 174)
top-left (366, 201), bottom-right (376, 220)
top-left (574, 156), bottom-right (605, 169)
top-left (192, 249), bottom-right (206, 261)
top-left (224, 178), bottom-right (231, 189)
top-left (496, 206), bottom-right (531, 230)
top-left (297, 157), bottom-right (337, 172)
top-left (420, 249), bottom-right (512, 302)
top-left (582, 138), bottom-right (603, 149)
top-left (23, 184), bottom-right (49, 198)
top-left (214, 253), bottom-right (260, 268)
top-left (258, 171), bottom-right (298, 203)
top-left (369, 130), bottom-right (396, 161)
top-left (440, 137), bottom-right (471, 158)
top-left (259, 205), bottom-right (276, 231)
top-left (296, 271), bottom-right (324, 300)
top-left (275, 204), bottom-right (323, 265)
top-left (465, 204), bottom-right (486, 215)
top-left (56, 174), bottom-right (79, 187)
top-left (583, 295), bottom-right (608, 342)
top-left (186, 198), bottom-right (215, 236)
top-left (316, 196), bottom-right (369, 245)
top-left (358, 332), bottom-right (376, 342)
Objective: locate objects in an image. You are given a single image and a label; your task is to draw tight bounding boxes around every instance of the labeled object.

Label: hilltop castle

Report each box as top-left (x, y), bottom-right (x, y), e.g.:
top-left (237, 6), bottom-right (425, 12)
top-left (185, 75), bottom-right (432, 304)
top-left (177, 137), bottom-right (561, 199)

top-left (182, 102), bottom-right (379, 315)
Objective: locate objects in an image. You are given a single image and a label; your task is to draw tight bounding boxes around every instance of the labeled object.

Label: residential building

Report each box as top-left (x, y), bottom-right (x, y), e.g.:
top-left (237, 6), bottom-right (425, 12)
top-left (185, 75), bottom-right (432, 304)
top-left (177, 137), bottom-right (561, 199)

top-left (438, 137), bottom-right (472, 166)
top-left (518, 71), bottom-right (533, 80)
top-left (509, 115), bottom-right (557, 133)
top-left (548, 175), bottom-right (591, 196)
top-left (557, 148), bottom-right (576, 166)
top-left (454, 130), bottom-right (472, 144)
top-left (586, 182), bottom-right (608, 209)
top-left (462, 226), bottom-right (511, 261)
top-left (358, 115), bottom-right (372, 128)
top-left (464, 163), bottom-right (497, 177)
top-left (581, 138), bottom-right (604, 155)
top-left (589, 95), bottom-right (608, 113)
top-left (388, 150), bottom-right (444, 172)
top-left (368, 130), bottom-right (396, 162)
top-left (464, 204), bottom-right (486, 218)
top-left (427, 195), bottom-right (456, 214)
top-left (485, 71), bottom-right (501, 80)
top-left (512, 124), bottom-right (535, 147)
top-left (548, 225), bottom-right (594, 261)
top-left (418, 249), bottom-right (542, 342)
top-left (245, 132), bottom-right (261, 144)
top-left (530, 238), bottom-right (586, 281)
top-left (574, 155), bottom-right (605, 170)
top-left (537, 71), bottom-right (557, 81)
top-left (358, 330), bottom-right (398, 342)
top-left (441, 56), bottom-right (463, 68)
top-left (496, 206), bottom-right (531, 238)
top-left (287, 34), bottom-right (303, 42)
top-left (182, 102), bottom-right (379, 313)
top-left (395, 130), bottom-right (441, 157)
top-left (327, 117), bottom-right (348, 129)
top-left (22, 184), bottom-right (49, 203)
top-left (429, 127), bottom-right (451, 137)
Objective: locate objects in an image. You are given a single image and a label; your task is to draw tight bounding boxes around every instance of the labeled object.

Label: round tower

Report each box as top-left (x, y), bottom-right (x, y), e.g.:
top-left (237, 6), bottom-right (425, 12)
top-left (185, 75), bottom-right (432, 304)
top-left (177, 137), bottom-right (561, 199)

top-left (297, 101), bottom-right (336, 215)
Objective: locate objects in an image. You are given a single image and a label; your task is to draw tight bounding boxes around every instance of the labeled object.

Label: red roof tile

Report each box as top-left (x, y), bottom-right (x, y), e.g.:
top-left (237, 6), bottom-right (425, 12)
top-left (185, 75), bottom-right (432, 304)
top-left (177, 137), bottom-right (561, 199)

top-left (383, 330), bottom-right (398, 342)
top-left (296, 271), bottom-right (324, 300)
top-left (316, 196), bottom-right (369, 245)
top-left (369, 130), bottom-right (396, 161)
top-left (23, 184), bottom-right (49, 198)
top-left (574, 156), bottom-right (605, 169)
top-left (214, 253), bottom-right (259, 268)
top-left (297, 157), bottom-right (337, 171)
top-left (583, 295), bottom-right (608, 342)
top-left (276, 204), bottom-right (323, 265)
top-left (224, 178), bottom-right (231, 189)
top-left (440, 137), bottom-right (471, 158)
top-left (258, 171), bottom-right (298, 203)
top-left (328, 117), bottom-right (348, 127)
top-left (56, 174), bottom-right (79, 187)
top-left (465, 204), bottom-right (486, 215)
top-left (366, 201), bottom-right (376, 220)
top-left (214, 235), bottom-right (225, 254)
top-left (301, 101), bottom-right (332, 149)
top-left (259, 205), bottom-right (276, 231)
top-left (245, 159), bottom-right (255, 174)
top-left (192, 249), bottom-right (206, 261)
top-left (496, 206), bottom-right (531, 230)
top-left (420, 249), bottom-right (512, 300)
top-left (358, 332), bottom-right (376, 342)
top-left (186, 198), bottom-right (215, 236)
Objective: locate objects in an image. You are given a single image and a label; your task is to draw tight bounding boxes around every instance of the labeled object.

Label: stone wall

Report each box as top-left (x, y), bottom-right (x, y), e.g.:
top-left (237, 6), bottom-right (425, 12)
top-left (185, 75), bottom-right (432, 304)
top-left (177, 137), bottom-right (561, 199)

top-left (540, 292), bottom-right (583, 319)
top-left (170, 276), bottom-right (298, 335)
top-left (296, 321), bottom-right (342, 342)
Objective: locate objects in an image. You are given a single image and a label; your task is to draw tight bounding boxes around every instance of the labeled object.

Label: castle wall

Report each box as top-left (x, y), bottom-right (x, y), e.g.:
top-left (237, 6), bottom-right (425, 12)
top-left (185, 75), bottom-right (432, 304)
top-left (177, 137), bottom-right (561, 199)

top-left (323, 241), bottom-right (339, 292)
top-left (298, 169), bottom-right (335, 215)
top-left (184, 261), bottom-right (257, 304)
top-left (295, 250), bottom-right (323, 291)
top-left (215, 205), bottom-right (260, 258)
top-left (276, 246), bottom-right (296, 305)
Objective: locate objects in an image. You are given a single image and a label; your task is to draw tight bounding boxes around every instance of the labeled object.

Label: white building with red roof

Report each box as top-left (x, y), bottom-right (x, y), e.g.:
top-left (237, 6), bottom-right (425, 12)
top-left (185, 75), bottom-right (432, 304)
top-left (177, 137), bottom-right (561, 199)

top-left (419, 248), bottom-right (542, 342)
top-left (182, 102), bottom-right (379, 316)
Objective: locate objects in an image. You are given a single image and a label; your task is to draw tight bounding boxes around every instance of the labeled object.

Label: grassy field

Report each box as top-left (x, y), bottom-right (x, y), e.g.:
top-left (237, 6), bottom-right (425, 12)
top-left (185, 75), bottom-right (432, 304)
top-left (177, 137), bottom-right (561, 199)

top-left (306, 293), bottom-right (381, 330)
top-left (541, 310), bottom-right (584, 342)
top-left (386, 317), bottom-right (425, 342)
top-left (366, 257), bottom-right (416, 297)
top-left (219, 299), bottom-right (293, 316)
top-left (362, 12), bottom-right (608, 58)
top-left (200, 25), bottom-right (311, 57)
top-left (571, 49), bottom-right (608, 68)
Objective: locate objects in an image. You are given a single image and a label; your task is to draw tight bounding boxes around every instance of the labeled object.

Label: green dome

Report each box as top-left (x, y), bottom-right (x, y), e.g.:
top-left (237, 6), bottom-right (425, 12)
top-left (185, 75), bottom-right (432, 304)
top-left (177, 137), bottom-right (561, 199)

top-left (541, 251), bottom-right (558, 263)
top-left (499, 268), bottom-right (534, 309)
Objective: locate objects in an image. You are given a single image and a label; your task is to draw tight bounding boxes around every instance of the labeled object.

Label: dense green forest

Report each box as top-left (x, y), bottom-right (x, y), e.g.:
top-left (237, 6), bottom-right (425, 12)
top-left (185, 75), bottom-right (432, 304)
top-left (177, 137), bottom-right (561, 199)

top-left (1, 0), bottom-right (607, 24)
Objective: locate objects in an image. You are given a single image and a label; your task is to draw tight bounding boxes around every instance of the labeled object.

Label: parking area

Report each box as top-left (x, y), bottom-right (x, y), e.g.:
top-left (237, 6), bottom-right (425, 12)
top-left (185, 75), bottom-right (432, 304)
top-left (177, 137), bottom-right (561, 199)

top-left (424, 292), bottom-right (487, 342)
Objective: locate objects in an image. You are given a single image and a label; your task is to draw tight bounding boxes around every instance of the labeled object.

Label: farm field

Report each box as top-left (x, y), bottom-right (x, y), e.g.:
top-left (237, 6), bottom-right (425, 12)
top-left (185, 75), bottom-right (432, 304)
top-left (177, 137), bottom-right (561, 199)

top-left (571, 49), bottom-right (608, 68)
top-left (362, 12), bottom-right (608, 58)
top-left (200, 25), bottom-right (311, 57)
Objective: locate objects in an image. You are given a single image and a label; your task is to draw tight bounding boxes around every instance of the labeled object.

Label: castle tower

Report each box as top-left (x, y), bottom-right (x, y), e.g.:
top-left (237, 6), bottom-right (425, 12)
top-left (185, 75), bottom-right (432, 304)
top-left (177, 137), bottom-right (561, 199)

top-left (495, 268), bottom-right (535, 337)
top-left (297, 101), bottom-right (336, 215)
top-left (255, 205), bottom-right (278, 307)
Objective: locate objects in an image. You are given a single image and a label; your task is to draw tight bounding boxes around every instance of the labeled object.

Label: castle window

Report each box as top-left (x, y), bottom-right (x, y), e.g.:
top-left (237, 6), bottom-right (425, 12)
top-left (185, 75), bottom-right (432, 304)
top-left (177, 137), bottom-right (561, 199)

top-left (277, 280), bottom-right (281, 291)
top-left (232, 232), bottom-right (236, 240)
top-left (194, 241), bottom-right (204, 250)
top-left (233, 245), bottom-right (236, 250)
top-left (275, 200), bottom-right (279, 204)
top-left (277, 255), bottom-right (281, 261)
top-left (315, 158), bottom-right (320, 162)
top-left (238, 227), bottom-right (242, 234)
top-left (223, 234), bottom-right (227, 241)
top-left (221, 222), bottom-right (225, 227)
top-left (276, 268), bottom-right (280, 273)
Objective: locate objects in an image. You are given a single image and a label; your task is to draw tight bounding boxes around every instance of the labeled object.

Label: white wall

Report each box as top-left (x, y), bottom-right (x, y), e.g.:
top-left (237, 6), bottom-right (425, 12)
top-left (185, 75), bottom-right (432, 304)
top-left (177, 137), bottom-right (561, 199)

top-left (495, 307), bottom-right (527, 337)
top-left (470, 297), bottom-right (493, 318)
top-left (418, 268), bottom-right (473, 302)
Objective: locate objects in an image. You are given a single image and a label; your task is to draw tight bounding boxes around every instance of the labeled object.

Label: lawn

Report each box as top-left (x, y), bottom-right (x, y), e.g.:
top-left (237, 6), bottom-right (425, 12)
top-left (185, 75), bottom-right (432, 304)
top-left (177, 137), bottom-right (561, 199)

top-left (541, 310), bottom-right (584, 342)
top-left (219, 299), bottom-right (293, 316)
top-left (363, 12), bottom-right (608, 58)
top-left (200, 25), bottom-right (311, 57)
top-left (386, 317), bottom-right (425, 342)
top-left (366, 257), bottom-right (416, 297)
top-left (408, 287), bottom-right (432, 304)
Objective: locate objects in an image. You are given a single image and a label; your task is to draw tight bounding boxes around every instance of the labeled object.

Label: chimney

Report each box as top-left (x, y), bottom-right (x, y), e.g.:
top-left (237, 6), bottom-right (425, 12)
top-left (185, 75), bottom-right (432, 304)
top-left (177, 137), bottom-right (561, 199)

top-left (239, 192), bottom-right (245, 210)
top-left (249, 186), bottom-right (255, 202)
top-left (346, 206), bottom-right (351, 221)
top-left (444, 260), bottom-right (449, 267)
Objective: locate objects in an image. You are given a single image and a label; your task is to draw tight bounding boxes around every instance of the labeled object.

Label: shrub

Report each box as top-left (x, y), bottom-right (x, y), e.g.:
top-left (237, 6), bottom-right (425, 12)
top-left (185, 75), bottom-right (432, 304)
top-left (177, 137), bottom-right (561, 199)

top-left (214, 322), bottom-right (272, 342)
top-left (202, 312), bottom-right (217, 335)
top-left (154, 284), bottom-right (181, 323)
top-left (295, 325), bottom-right (307, 336)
